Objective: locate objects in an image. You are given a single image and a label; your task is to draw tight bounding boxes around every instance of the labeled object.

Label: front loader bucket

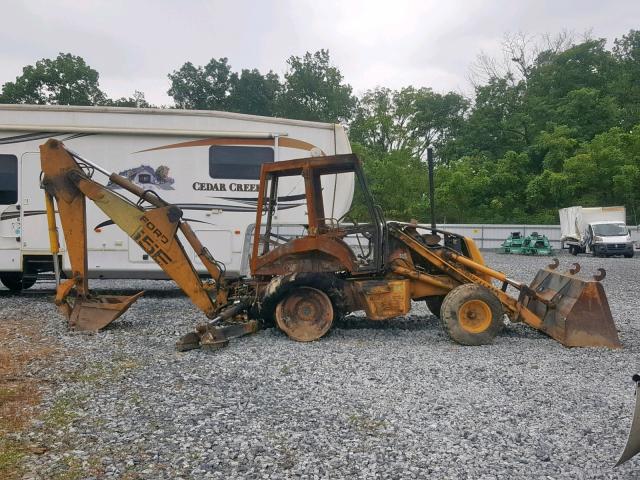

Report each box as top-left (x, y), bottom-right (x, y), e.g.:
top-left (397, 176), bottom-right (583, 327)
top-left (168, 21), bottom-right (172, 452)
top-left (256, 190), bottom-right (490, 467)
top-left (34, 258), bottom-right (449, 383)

top-left (616, 375), bottom-right (640, 466)
top-left (67, 292), bottom-right (144, 331)
top-left (523, 266), bottom-right (621, 348)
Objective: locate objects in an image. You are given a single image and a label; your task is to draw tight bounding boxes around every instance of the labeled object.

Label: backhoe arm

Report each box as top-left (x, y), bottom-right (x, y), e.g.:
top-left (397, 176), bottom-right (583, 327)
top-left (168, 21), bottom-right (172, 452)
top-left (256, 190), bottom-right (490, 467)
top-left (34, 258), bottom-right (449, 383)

top-left (40, 139), bottom-right (225, 330)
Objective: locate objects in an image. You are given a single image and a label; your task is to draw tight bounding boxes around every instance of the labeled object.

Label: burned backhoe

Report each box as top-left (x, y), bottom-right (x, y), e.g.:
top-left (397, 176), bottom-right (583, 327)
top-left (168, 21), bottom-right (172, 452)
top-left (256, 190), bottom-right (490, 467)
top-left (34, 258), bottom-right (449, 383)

top-left (39, 139), bottom-right (621, 351)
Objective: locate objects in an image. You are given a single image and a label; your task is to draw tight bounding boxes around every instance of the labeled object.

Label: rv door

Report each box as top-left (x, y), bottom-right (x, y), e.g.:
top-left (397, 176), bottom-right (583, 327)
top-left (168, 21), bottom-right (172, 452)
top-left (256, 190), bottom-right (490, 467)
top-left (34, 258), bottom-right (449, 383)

top-left (0, 154), bottom-right (20, 240)
top-left (20, 152), bottom-right (51, 252)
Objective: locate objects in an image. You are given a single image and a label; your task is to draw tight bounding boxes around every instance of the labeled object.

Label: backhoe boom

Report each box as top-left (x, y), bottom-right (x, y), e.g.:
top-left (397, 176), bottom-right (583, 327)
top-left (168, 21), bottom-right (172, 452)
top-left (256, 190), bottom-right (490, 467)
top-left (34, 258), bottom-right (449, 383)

top-left (40, 139), bottom-right (225, 330)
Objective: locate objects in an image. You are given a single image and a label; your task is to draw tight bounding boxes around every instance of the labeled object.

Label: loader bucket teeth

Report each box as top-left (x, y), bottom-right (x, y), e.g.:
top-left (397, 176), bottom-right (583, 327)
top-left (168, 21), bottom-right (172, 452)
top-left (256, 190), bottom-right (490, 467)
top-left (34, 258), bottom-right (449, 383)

top-left (68, 292), bottom-right (144, 331)
top-left (616, 376), bottom-right (640, 466)
top-left (523, 268), bottom-right (621, 348)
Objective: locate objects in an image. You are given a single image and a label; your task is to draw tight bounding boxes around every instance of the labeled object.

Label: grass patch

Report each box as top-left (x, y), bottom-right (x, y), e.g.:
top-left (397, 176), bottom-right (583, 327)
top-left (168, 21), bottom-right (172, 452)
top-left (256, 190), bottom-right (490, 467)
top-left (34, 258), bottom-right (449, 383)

top-left (0, 319), bottom-right (58, 479)
top-left (0, 440), bottom-right (24, 479)
top-left (67, 353), bottom-right (141, 385)
top-left (49, 454), bottom-right (106, 480)
top-left (348, 413), bottom-right (387, 435)
top-left (43, 394), bottom-right (84, 431)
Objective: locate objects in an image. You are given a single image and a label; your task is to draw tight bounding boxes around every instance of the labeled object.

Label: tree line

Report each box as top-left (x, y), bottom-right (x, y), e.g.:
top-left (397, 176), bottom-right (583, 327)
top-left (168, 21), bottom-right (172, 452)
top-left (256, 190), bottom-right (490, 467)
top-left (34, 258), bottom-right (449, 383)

top-left (2, 30), bottom-right (639, 225)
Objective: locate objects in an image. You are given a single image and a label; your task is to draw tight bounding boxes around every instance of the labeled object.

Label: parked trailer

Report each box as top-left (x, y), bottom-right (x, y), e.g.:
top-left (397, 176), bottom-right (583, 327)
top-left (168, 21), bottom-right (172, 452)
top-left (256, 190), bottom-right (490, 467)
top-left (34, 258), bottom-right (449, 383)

top-left (0, 105), bottom-right (354, 290)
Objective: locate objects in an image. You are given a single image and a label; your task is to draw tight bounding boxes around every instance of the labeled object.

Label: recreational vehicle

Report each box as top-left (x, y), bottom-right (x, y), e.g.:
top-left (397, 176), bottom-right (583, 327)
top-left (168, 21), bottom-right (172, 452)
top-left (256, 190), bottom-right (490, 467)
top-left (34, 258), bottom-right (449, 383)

top-left (0, 104), bottom-right (354, 290)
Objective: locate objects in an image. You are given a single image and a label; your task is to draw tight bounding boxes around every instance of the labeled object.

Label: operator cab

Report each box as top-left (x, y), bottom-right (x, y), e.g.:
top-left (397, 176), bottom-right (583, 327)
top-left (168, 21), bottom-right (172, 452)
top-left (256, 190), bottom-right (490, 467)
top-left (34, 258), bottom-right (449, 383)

top-left (250, 154), bottom-right (386, 276)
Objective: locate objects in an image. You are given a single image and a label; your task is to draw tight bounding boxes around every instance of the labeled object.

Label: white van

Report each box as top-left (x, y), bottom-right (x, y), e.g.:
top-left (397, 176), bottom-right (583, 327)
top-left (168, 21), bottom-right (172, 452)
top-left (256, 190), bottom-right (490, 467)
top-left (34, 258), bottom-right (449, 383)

top-left (0, 105), bottom-right (353, 290)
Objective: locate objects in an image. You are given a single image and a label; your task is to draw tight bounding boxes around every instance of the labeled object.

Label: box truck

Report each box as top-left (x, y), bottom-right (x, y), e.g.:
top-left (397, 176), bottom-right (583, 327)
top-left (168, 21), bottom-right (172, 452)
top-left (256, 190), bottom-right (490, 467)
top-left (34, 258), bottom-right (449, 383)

top-left (559, 206), bottom-right (634, 257)
top-left (0, 104), bottom-right (354, 290)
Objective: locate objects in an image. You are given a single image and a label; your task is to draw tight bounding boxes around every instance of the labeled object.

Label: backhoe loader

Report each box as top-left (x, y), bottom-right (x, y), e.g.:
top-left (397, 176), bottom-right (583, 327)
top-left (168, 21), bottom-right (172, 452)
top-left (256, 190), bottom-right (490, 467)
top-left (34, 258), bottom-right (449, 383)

top-left (39, 138), bottom-right (621, 352)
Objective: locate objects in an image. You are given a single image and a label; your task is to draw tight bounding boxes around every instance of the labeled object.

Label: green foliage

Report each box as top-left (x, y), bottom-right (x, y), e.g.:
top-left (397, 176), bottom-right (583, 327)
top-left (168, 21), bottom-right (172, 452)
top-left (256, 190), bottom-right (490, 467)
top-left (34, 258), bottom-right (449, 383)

top-left (4, 30), bottom-right (640, 225)
top-left (167, 57), bottom-right (235, 110)
top-left (349, 87), bottom-right (468, 160)
top-left (358, 30), bottom-right (640, 225)
top-left (0, 53), bottom-right (107, 105)
top-left (227, 69), bottom-right (281, 116)
top-left (277, 49), bottom-right (356, 122)
top-left (458, 77), bottom-right (532, 159)
top-left (166, 50), bottom-right (353, 122)
top-left (105, 90), bottom-right (151, 108)
top-left (353, 143), bottom-right (428, 222)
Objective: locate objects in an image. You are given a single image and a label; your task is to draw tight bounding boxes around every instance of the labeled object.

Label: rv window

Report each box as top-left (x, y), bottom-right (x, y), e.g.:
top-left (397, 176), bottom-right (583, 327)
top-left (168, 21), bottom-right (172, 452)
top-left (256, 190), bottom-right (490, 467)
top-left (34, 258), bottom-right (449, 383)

top-left (209, 146), bottom-right (274, 180)
top-left (0, 155), bottom-right (18, 204)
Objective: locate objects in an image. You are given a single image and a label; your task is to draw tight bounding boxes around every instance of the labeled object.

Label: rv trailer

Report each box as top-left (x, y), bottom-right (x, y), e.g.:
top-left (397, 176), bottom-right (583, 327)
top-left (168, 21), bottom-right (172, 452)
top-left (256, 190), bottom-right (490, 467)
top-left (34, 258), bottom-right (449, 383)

top-left (0, 104), bottom-right (353, 289)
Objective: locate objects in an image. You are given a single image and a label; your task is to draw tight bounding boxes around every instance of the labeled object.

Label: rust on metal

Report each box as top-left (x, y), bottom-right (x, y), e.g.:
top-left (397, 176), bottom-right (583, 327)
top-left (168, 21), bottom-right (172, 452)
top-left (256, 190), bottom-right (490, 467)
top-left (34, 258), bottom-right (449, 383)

top-left (68, 292), bottom-right (144, 331)
top-left (524, 268), bottom-right (621, 348)
top-left (352, 279), bottom-right (411, 320)
top-left (593, 268), bottom-right (606, 281)
top-left (41, 140), bottom-right (622, 352)
top-left (275, 286), bottom-right (333, 341)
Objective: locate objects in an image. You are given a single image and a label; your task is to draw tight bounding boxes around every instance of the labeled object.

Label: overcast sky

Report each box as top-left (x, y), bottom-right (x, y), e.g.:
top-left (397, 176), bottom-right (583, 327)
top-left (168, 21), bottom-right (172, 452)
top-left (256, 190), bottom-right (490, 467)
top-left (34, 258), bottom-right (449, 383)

top-left (2, 0), bottom-right (639, 106)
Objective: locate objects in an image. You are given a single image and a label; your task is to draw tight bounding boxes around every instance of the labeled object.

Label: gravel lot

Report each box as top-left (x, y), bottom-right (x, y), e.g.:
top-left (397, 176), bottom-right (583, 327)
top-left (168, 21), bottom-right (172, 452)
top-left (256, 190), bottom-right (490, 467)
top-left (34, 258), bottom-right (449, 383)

top-left (2, 252), bottom-right (639, 479)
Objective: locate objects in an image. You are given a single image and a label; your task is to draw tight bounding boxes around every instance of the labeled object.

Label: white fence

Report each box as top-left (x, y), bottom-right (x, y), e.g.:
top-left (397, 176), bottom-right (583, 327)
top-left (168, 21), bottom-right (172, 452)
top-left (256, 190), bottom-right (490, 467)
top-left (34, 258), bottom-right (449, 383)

top-left (438, 224), bottom-right (640, 250)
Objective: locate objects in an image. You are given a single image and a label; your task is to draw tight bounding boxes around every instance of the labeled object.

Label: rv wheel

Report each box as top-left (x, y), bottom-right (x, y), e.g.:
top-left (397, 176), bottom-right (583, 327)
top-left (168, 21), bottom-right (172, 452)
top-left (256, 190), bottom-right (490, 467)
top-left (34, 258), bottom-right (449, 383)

top-left (0, 272), bottom-right (37, 291)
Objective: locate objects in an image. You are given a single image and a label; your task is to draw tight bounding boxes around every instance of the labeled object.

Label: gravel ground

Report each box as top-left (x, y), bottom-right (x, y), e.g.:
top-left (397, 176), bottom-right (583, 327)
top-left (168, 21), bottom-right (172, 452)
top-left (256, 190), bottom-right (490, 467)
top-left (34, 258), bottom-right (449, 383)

top-left (1, 252), bottom-right (639, 479)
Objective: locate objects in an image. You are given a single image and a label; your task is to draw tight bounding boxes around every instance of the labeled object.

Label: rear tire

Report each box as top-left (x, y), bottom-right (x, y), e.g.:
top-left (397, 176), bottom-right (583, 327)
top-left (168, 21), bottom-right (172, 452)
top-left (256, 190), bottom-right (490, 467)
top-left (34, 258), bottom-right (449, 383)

top-left (569, 246), bottom-right (578, 256)
top-left (625, 252), bottom-right (635, 258)
top-left (440, 284), bottom-right (503, 346)
top-left (0, 272), bottom-right (37, 291)
top-left (275, 286), bottom-right (334, 342)
top-left (425, 295), bottom-right (445, 318)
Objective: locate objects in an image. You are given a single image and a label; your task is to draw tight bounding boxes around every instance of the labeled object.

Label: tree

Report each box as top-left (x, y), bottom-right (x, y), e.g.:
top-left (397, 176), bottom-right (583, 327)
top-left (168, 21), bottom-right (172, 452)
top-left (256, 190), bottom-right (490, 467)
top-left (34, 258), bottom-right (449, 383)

top-left (612, 29), bottom-right (640, 129)
top-left (227, 69), bottom-right (281, 116)
top-left (167, 58), bottom-right (235, 110)
top-left (458, 77), bottom-right (532, 159)
top-left (434, 155), bottom-right (493, 223)
top-left (154, 165), bottom-right (170, 182)
top-left (349, 87), bottom-right (468, 160)
top-left (277, 50), bottom-right (355, 122)
top-left (0, 53), bottom-right (107, 105)
top-left (349, 87), bottom-right (421, 155)
top-left (351, 144), bottom-right (428, 222)
top-left (530, 125), bottom-right (579, 172)
top-left (555, 88), bottom-right (619, 141)
top-left (107, 90), bottom-right (152, 108)
top-left (412, 90), bottom-right (469, 161)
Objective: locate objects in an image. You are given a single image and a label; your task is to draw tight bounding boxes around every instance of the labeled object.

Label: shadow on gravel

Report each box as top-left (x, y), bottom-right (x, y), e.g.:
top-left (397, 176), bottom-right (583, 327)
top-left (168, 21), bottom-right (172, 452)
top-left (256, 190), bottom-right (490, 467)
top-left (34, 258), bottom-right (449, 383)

top-left (335, 314), bottom-right (441, 331)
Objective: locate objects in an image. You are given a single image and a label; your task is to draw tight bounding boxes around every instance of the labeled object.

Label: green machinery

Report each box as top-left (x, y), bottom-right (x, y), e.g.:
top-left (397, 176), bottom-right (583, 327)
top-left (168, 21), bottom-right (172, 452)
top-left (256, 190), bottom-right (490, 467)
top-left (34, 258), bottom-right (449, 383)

top-left (499, 231), bottom-right (553, 256)
top-left (498, 232), bottom-right (524, 254)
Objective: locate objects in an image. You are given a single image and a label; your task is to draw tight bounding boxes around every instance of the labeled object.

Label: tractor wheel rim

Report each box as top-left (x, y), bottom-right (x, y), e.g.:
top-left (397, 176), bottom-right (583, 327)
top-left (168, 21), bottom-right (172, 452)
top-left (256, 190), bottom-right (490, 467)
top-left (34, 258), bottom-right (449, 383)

top-left (276, 286), bottom-right (333, 342)
top-left (458, 299), bottom-right (492, 334)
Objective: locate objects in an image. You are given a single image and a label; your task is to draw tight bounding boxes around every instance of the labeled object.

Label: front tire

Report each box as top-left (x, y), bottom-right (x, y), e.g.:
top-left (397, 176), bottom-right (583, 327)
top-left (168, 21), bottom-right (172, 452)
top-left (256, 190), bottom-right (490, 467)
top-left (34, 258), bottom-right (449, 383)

top-left (440, 284), bottom-right (504, 346)
top-left (0, 272), bottom-right (37, 291)
top-left (625, 252), bottom-right (635, 258)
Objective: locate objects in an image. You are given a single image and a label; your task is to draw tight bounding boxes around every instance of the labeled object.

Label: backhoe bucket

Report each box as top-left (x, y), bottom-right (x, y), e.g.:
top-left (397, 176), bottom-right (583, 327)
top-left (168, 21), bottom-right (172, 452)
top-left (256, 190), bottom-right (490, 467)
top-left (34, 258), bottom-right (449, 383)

top-left (616, 376), bottom-right (640, 466)
top-left (67, 292), bottom-right (144, 331)
top-left (523, 267), bottom-right (621, 348)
